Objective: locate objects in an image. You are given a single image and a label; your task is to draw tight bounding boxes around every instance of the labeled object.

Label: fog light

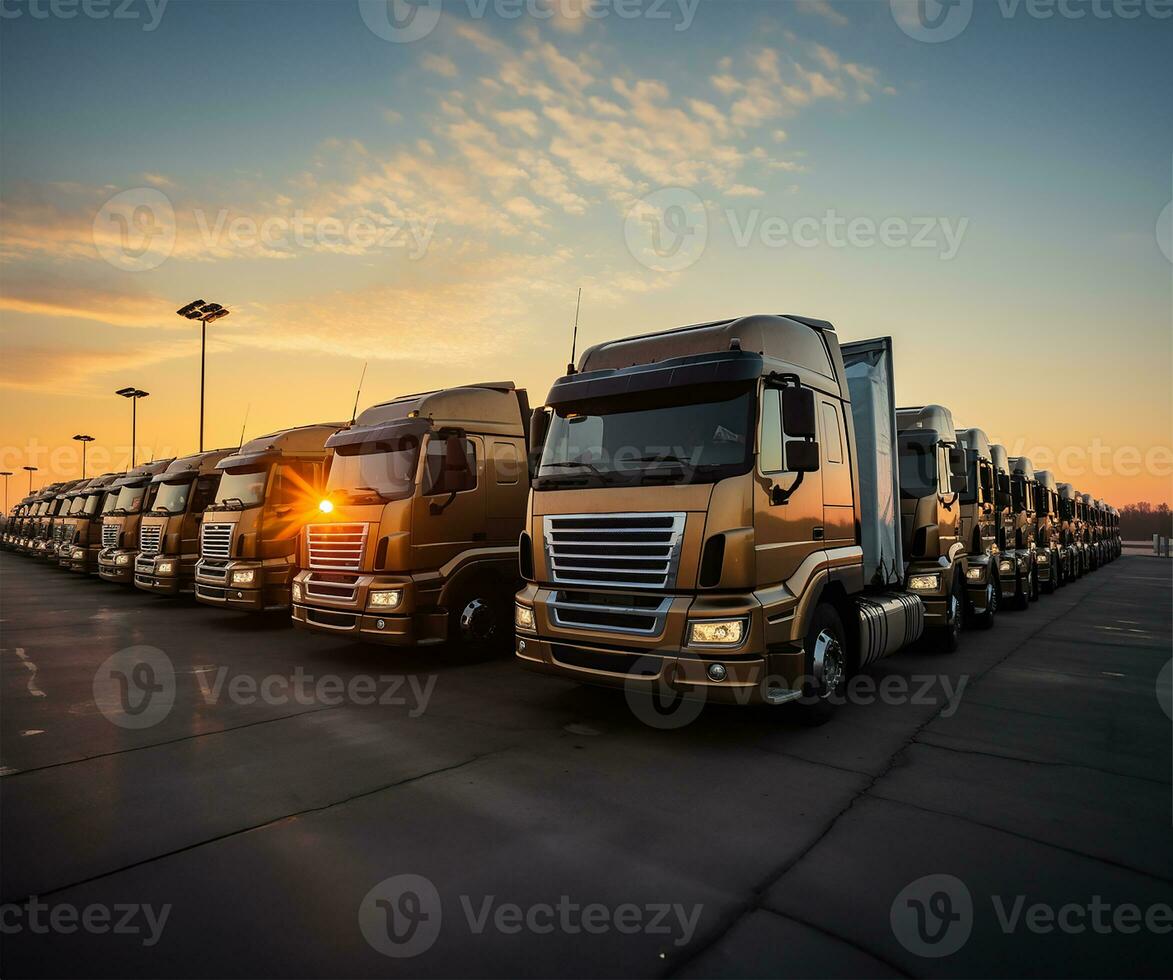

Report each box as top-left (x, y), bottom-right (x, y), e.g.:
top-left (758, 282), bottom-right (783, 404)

top-left (707, 663), bottom-right (728, 682)
top-left (688, 619), bottom-right (746, 645)
top-left (376, 619), bottom-right (386, 630)
top-left (999, 559), bottom-right (1014, 574)
top-left (965, 565), bottom-right (985, 582)
top-left (157, 560), bottom-right (175, 575)
top-left (291, 581), bottom-right (302, 603)
top-left (907, 573), bottom-right (940, 591)
top-left (235, 591), bottom-right (244, 599)
top-left (518, 639), bottom-right (527, 653)
top-left (232, 569), bottom-right (255, 585)
top-left (369, 589), bottom-right (403, 609)
top-left (115, 553), bottom-right (130, 566)
top-left (514, 603), bottom-right (536, 631)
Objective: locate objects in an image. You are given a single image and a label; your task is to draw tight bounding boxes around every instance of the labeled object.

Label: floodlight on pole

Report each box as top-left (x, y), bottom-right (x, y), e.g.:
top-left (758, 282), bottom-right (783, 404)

top-left (72, 434), bottom-right (95, 478)
top-left (0, 471), bottom-right (11, 514)
top-left (115, 388), bottom-right (149, 467)
top-left (22, 465), bottom-right (38, 493)
top-left (177, 299), bottom-right (231, 451)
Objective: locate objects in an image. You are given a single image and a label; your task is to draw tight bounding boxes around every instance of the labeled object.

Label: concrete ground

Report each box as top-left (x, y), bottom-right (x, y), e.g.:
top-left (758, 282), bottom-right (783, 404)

top-left (1, 552), bottom-right (1169, 978)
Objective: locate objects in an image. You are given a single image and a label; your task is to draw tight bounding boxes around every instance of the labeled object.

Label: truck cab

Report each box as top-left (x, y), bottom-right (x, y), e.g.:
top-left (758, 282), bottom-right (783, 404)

top-left (956, 427), bottom-right (1001, 627)
top-left (1056, 482), bottom-right (1083, 581)
top-left (1093, 498), bottom-right (1109, 566)
top-left (292, 383), bottom-right (530, 647)
top-left (194, 423), bottom-right (338, 612)
top-left (135, 450), bottom-right (233, 596)
top-left (896, 406), bottom-right (971, 649)
top-left (1109, 506), bottom-right (1121, 559)
top-left (516, 315), bottom-right (929, 722)
top-left (57, 473), bottom-right (119, 568)
top-left (31, 483), bottom-right (75, 559)
top-left (1008, 456), bottom-right (1041, 605)
top-left (97, 460), bottom-right (176, 583)
top-left (1080, 493), bottom-right (1099, 570)
top-left (1033, 470), bottom-right (1063, 593)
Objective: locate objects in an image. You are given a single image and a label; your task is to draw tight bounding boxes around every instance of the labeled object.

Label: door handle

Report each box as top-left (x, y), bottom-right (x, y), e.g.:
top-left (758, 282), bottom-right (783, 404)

top-left (812, 527), bottom-right (825, 541)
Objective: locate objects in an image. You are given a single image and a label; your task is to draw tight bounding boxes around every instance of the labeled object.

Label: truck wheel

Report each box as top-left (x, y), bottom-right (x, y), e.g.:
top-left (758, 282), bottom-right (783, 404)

top-left (972, 580), bottom-right (998, 630)
top-left (1041, 557), bottom-right (1056, 595)
top-left (932, 571), bottom-right (964, 652)
top-left (449, 583), bottom-right (510, 654)
top-left (794, 604), bottom-right (848, 727)
top-left (1029, 566), bottom-right (1040, 602)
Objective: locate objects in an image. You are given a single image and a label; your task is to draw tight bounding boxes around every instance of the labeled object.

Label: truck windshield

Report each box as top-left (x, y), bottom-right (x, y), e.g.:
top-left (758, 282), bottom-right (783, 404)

top-left (115, 484), bottom-right (147, 514)
top-left (326, 439), bottom-right (420, 502)
top-left (84, 493), bottom-right (103, 515)
top-left (897, 434), bottom-right (937, 499)
top-left (101, 491), bottom-right (120, 515)
top-left (153, 481), bottom-right (192, 514)
top-left (67, 496), bottom-right (87, 515)
top-left (536, 387), bottom-right (754, 489)
top-left (214, 467), bottom-right (270, 509)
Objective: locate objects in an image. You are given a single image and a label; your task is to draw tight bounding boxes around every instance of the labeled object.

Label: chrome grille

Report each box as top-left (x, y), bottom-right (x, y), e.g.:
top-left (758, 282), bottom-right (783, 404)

top-left (549, 591), bottom-right (672, 636)
top-left (139, 523), bottom-right (163, 557)
top-left (543, 512), bottom-right (686, 590)
top-left (102, 523), bottom-right (119, 549)
top-left (304, 573), bottom-right (360, 602)
top-left (307, 524), bottom-right (367, 573)
top-left (201, 522), bottom-right (234, 560)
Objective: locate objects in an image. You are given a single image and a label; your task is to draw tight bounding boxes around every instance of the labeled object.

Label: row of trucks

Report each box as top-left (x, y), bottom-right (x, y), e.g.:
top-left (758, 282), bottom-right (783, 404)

top-left (2, 315), bottom-right (1125, 723)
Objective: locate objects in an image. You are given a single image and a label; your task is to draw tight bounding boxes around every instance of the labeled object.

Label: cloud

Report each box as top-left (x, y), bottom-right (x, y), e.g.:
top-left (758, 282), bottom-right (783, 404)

top-left (795, 0), bottom-right (849, 27)
top-left (421, 53), bottom-right (458, 78)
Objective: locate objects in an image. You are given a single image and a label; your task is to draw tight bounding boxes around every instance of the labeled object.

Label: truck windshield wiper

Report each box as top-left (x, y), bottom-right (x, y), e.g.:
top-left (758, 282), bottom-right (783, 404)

top-left (335, 486), bottom-right (387, 501)
top-left (216, 497), bottom-right (247, 511)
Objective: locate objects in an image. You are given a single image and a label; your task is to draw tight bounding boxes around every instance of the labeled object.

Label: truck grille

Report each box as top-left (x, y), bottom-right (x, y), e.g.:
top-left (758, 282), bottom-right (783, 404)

top-left (542, 512), bottom-right (686, 590)
top-left (102, 524), bottom-right (119, 549)
top-left (139, 524), bottom-right (163, 557)
top-left (307, 524), bottom-right (367, 573)
top-left (549, 591), bottom-right (673, 636)
top-left (201, 523), bottom-right (234, 560)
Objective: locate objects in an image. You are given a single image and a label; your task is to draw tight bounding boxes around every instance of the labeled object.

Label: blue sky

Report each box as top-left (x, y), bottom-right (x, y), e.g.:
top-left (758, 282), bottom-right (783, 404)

top-left (1, 0), bottom-right (1170, 501)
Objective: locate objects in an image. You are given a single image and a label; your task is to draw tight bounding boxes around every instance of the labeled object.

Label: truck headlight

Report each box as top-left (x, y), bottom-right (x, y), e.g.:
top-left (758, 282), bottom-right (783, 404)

top-left (157, 560), bottom-right (175, 575)
top-left (998, 559), bottom-right (1014, 574)
top-left (1036, 552), bottom-right (1049, 564)
top-left (73, 549), bottom-right (84, 559)
top-left (232, 569), bottom-right (256, 585)
top-left (369, 589), bottom-right (403, 609)
top-left (907, 573), bottom-right (940, 591)
top-left (688, 619), bottom-right (746, 646)
top-left (291, 581), bottom-right (303, 603)
top-left (115, 553), bottom-right (130, 566)
top-left (514, 603), bottom-right (536, 631)
top-left (966, 565), bottom-right (985, 582)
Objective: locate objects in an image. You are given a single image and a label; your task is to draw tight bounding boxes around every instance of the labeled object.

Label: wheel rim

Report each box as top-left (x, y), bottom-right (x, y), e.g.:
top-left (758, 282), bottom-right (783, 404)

top-left (949, 592), bottom-right (961, 642)
top-left (813, 630), bottom-right (844, 699)
top-left (458, 598), bottom-right (497, 642)
top-left (986, 582), bottom-right (997, 615)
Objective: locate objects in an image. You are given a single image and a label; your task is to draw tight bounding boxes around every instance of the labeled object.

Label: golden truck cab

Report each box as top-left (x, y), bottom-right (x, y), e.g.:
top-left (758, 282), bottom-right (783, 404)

top-left (36, 481), bottom-right (87, 560)
top-left (15, 494), bottom-right (47, 553)
top-left (1109, 506), bottom-right (1121, 559)
top-left (194, 423), bottom-right (339, 612)
top-left (1079, 492), bottom-right (1099, 570)
top-left (955, 427), bottom-right (1001, 627)
top-left (57, 473), bottom-right (120, 568)
top-left (134, 449), bottom-right (235, 596)
top-left (1093, 497), bottom-right (1110, 567)
top-left (1034, 470), bottom-right (1064, 593)
top-left (1057, 482), bottom-right (1084, 581)
top-left (27, 482), bottom-right (70, 558)
top-left (97, 460), bottom-right (176, 583)
top-left (895, 406), bottom-right (971, 650)
top-left (291, 383), bottom-right (530, 647)
top-left (1004, 455), bottom-right (1041, 606)
top-left (516, 315), bottom-right (931, 722)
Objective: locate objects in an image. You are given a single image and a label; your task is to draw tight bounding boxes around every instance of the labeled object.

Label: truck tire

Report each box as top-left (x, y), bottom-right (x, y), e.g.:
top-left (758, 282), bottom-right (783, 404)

top-left (972, 579), bottom-right (998, 630)
top-left (448, 580), bottom-right (511, 655)
top-left (794, 604), bottom-right (848, 727)
top-left (1028, 564), bottom-right (1040, 602)
top-left (932, 570), bottom-right (964, 652)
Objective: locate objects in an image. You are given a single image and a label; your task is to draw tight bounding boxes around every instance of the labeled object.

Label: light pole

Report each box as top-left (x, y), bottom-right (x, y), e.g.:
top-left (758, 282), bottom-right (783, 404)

top-left (115, 388), bottom-right (149, 467)
top-left (177, 300), bottom-right (231, 451)
top-left (0, 471), bottom-right (11, 514)
top-left (73, 434), bottom-right (95, 478)
top-left (23, 466), bottom-right (38, 493)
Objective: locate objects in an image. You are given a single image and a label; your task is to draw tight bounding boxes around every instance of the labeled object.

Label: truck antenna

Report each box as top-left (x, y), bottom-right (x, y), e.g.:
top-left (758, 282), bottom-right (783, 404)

top-left (350, 361), bottom-right (368, 424)
top-left (566, 287), bottom-right (582, 375)
top-left (238, 404), bottom-right (251, 449)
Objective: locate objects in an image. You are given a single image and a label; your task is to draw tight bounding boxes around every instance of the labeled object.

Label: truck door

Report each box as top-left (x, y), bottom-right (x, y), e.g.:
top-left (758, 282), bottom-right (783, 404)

top-left (412, 433), bottom-right (486, 570)
top-left (485, 438), bottom-right (527, 545)
top-left (818, 399), bottom-right (854, 546)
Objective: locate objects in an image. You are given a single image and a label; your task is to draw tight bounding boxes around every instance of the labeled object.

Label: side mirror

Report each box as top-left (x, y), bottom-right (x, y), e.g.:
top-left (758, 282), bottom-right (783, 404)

top-left (781, 386), bottom-right (817, 438)
top-left (950, 474), bottom-right (968, 493)
top-left (528, 408), bottom-right (551, 478)
top-left (785, 440), bottom-right (820, 472)
top-left (947, 447), bottom-right (967, 476)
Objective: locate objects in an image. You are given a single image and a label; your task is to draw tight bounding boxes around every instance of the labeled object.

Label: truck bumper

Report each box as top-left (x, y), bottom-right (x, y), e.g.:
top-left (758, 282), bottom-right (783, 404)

top-left (996, 551), bottom-right (1029, 602)
top-left (194, 559), bottom-right (291, 612)
top-left (963, 557), bottom-right (996, 615)
top-left (290, 573), bottom-right (449, 645)
top-left (134, 555), bottom-right (187, 596)
top-left (98, 549), bottom-right (137, 584)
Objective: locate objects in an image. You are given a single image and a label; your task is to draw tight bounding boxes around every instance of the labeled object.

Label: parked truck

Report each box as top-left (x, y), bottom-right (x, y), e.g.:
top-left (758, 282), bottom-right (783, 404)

top-left (515, 315), bottom-right (937, 722)
top-left (1057, 482), bottom-right (1083, 581)
top-left (194, 424), bottom-right (338, 612)
top-left (134, 450), bottom-right (234, 596)
top-left (291, 383), bottom-right (531, 647)
top-left (1080, 493), bottom-right (1099, 570)
top-left (57, 473), bottom-right (120, 568)
top-left (956, 427), bottom-right (1001, 627)
top-left (24, 483), bottom-right (69, 557)
top-left (1034, 470), bottom-right (1063, 593)
top-left (1005, 456), bottom-right (1041, 606)
top-left (97, 460), bottom-right (176, 584)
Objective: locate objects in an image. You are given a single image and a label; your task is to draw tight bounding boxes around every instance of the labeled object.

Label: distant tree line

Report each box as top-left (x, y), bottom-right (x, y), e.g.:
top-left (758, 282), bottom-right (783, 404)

top-left (1119, 502), bottom-right (1173, 541)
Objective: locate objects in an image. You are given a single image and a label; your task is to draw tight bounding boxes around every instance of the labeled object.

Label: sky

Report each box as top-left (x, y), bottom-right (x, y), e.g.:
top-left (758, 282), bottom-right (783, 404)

top-left (0, 0), bottom-right (1170, 508)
